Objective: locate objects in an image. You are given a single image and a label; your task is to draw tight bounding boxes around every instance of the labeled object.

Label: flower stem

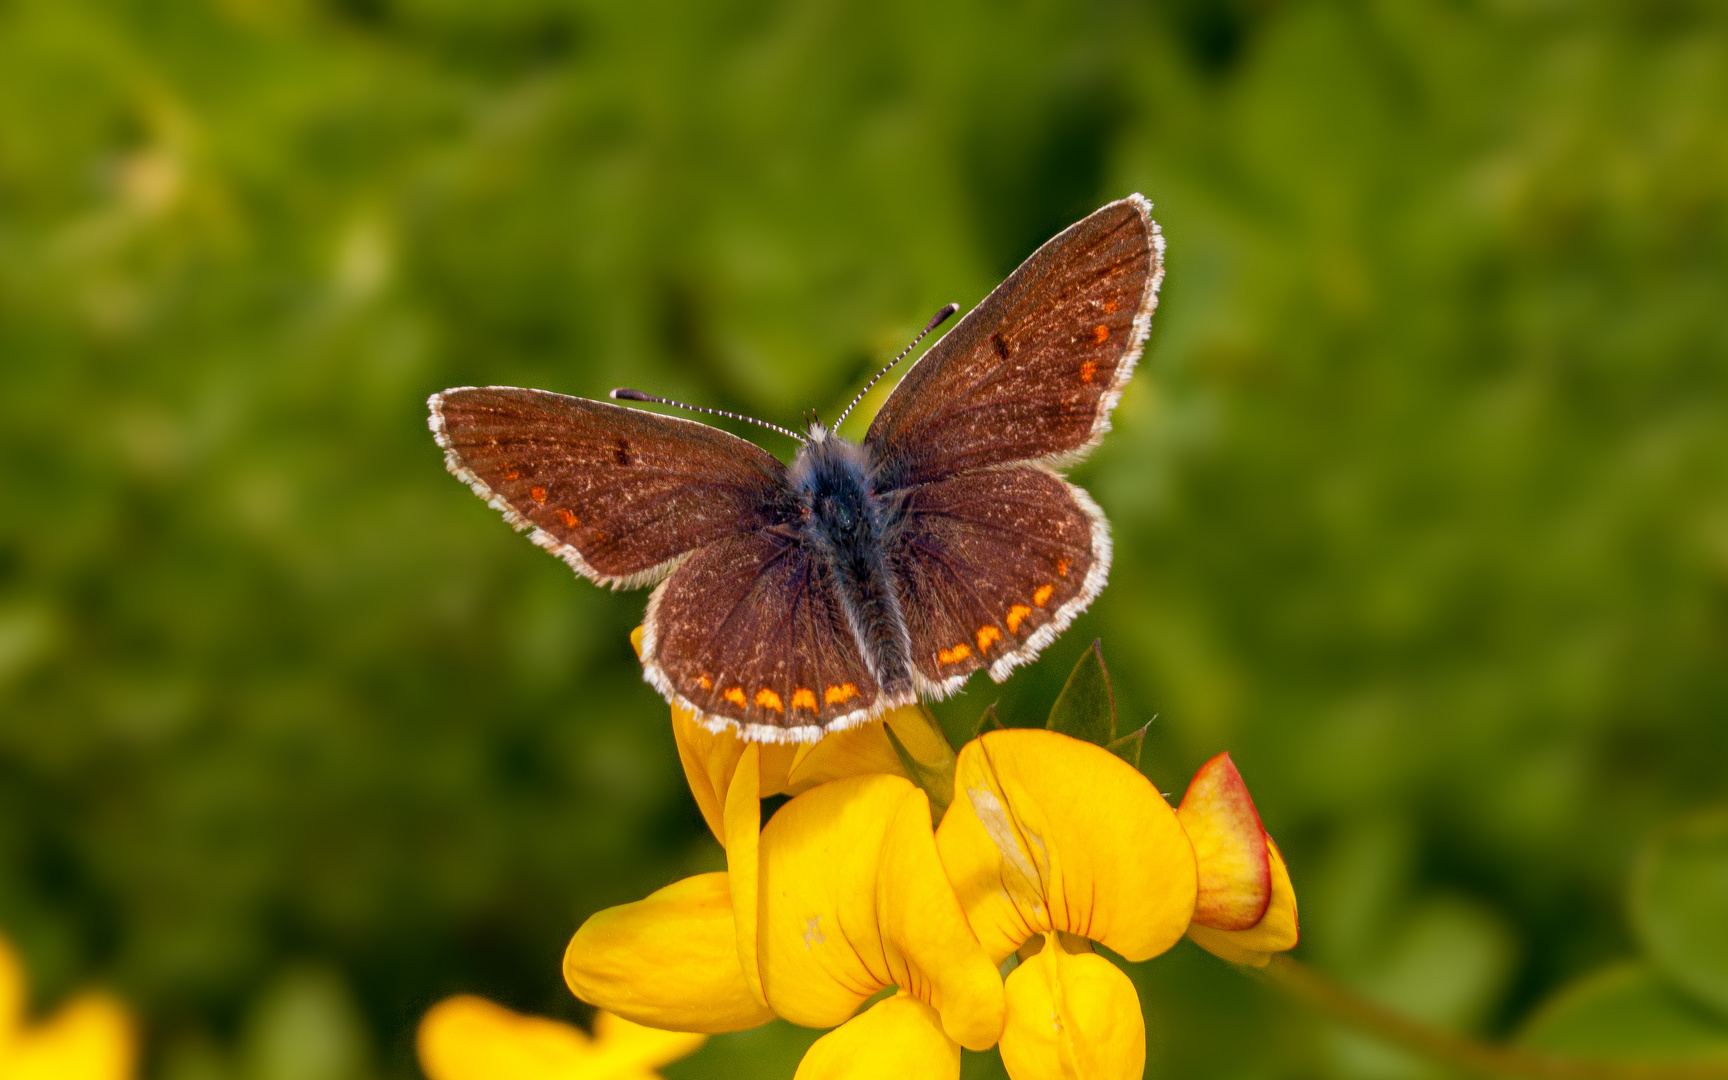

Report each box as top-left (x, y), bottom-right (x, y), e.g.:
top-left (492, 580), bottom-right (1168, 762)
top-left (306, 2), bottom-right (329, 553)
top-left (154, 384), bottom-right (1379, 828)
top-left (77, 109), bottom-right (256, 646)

top-left (1258, 955), bottom-right (1728, 1080)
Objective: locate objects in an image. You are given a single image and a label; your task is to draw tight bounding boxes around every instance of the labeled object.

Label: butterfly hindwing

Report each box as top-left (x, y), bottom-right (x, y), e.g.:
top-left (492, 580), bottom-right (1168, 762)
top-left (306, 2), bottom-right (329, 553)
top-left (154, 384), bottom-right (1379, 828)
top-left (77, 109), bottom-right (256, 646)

top-left (887, 465), bottom-right (1108, 693)
top-left (866, 195), bottom-right (1163, 488)
top-left (642, 531), bottom-right (893, 739)
top-left (430, 387), bottom-right (788, 587)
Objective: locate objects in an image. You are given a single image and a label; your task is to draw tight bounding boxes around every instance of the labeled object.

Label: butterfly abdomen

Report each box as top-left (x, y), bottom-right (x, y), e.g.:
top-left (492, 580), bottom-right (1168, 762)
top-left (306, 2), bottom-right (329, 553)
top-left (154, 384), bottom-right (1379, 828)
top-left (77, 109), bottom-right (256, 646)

top-left (792, 436), bottom-right (914, 700)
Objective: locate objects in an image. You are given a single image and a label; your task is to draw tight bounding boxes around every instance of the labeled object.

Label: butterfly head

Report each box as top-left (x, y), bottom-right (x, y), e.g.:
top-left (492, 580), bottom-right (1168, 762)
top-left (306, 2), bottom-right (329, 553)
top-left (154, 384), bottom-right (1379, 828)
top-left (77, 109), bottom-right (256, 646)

top-left (790, 428), bottom-right (875, 517)
top-left (802, 408), bottom-right (831, 443)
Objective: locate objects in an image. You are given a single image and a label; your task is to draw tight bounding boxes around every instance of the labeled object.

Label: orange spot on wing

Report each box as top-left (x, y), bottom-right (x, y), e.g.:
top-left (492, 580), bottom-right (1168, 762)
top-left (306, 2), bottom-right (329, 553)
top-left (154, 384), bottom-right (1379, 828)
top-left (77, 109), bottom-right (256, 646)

top-left (1007, 604), bottom-right (1032, 633)
top-left (976, 626), bottom-right (1002, 651)
top-left (755, 688), bottom-right (784, 713)
top-left (503, 469), bottom-right (521, 481)
top-left (1092, 325), bottom-right (1109, 344)
top-left (724, 686), bottom-right (746, 707)
top-left (1104, 301), bottom-right (1119, 314)
top-left (791, 688), bottom-right (817, 711)
top-left (557, 509), bottom-right (579, 528)
top-left (1080, 360), bottom-right (1098, 383)
top-left (530, 486), bottom-right (547, 503)
top-left (1033, 584), bottom-right (1055, 607)
top-left (698, 674), bottom-right (713, 690)
top-left (1057, 558), bottom-right (1070, 577)
top-left (824, 683), bottom-right (859, 705)
top-left (938, 643), bottom-right (972, 665)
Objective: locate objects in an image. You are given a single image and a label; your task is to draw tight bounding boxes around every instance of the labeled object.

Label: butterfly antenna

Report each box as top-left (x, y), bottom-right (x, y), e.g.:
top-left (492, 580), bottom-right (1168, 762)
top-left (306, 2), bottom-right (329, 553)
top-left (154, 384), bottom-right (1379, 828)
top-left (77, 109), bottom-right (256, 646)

top-left (609, 388), bottom-right (807, 444)
top-left (832, 302), bottom-right (959, 431)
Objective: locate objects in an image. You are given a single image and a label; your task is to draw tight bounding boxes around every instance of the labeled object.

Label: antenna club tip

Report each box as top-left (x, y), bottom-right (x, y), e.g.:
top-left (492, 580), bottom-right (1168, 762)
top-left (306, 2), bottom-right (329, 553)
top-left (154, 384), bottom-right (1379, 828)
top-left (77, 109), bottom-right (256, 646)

top-left (924, 303), bottom-right (960, 333)
top-left (611, 388), bottom-right (651, 401)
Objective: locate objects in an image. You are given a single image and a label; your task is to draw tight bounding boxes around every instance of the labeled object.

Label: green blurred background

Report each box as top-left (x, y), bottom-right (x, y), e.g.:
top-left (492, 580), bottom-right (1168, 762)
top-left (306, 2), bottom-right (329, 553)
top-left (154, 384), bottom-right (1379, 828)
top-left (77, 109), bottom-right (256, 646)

top-left (2, 0), bottom-right (1726, 1077)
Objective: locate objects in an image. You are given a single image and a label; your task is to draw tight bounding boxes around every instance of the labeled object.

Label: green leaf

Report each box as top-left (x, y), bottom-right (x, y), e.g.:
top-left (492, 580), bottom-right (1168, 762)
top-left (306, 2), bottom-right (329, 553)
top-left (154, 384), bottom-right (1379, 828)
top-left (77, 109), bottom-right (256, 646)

top-left (1105, 722), bottom-right (1147, 769)
top-left (1632, 809), bottom-right (1728, 1020)
top-left (974, 702), bottom-right (1004, 737)
top-left (1518, 962), bottom-right (1728, 1060)
top-left (884, 709), bottom-right (955, 822)
top-left (1046, 639), bottom-right (1117, 747)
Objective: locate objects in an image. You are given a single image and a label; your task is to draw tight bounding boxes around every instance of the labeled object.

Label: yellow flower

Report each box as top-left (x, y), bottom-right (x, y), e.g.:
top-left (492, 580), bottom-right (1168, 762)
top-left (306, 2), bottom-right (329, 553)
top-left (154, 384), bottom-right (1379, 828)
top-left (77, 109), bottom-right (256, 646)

top-left (418, 994), bottom-right (703, 1080)
top-left (0, 931), bottom-right (135, 1080)
top-left (1176, 752), bottom-right (1299, 967)
top-left (935, 728), bottom-right (1198, 1080)
top-left (586, 631), bottom-right (1297, 1077)
top-left (564, 758), bottom-right (1002, 1078)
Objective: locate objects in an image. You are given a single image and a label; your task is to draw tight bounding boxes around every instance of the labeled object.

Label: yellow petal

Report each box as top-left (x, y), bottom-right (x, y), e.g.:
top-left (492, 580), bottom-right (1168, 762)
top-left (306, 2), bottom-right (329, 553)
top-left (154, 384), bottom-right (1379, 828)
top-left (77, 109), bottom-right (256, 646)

top-left (757, 775), bottom-right (911, 1028)
top-left (876, 786), bottom-right (1004, 1050)
top-left (725, 744), bottom-right (767, 1006)
top-left (1187, 837), bottom-right (1300, 966)
top-left (792, 993), bottom-right (960, 1080)
top-left (757, 775), bottom-right (1000, 1047)
top-left (783, 713), bottom-right (909, 794)
top-left (1, 932), bottom-right (23, 1032)
top-left (671, 706), bottom-right (746, 843)
top-left (936, 729), bottom-right (1197, 963)
top-left (418, 995), bottom-right (594, 1080)
top-left (784, 705), bottom-right (955, 800)
top-left (2, 992), bottom-right (136, 1080)
top-left (591, 1011), bottom-right (706, 1074)
top-left (563, 872), bottom-right (775, 1034)
top-left (999, 935), bottom-right (1144, 1080)
top-left (1177, 752), bottom-right (1271, 931)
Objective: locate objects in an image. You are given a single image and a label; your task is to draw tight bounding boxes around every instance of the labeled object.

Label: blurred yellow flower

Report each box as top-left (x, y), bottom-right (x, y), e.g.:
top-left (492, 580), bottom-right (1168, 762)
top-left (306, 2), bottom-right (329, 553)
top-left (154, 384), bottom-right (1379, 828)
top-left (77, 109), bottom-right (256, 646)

top-left (417, 994), bottom-right (703, 1080)
top-left (936, 728), bottom-right (1198, 1080)
top-left (1176, 752), bottom-right (1300, 967)
top-left (0, 931), bottom-right (135, 1080)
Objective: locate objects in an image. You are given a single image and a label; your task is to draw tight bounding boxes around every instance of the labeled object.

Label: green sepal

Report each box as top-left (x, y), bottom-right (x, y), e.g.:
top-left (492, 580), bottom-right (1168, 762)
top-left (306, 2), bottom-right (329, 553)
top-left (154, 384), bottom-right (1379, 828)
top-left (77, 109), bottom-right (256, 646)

top-left (1105, 722), bottom-right (1148, 769)
top-left (884, 707), bottom-right (955, 822)
top-left (974, 702), bottom-right (1004, 737)
top-left (1046, 639), bottom-right (1117, 747)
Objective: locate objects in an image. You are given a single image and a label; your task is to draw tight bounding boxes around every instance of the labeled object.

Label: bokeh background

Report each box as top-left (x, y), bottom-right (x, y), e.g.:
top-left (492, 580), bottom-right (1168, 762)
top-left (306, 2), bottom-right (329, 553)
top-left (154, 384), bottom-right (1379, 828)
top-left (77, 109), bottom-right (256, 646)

top-left (3, 1), bottom-right (1726, 1077)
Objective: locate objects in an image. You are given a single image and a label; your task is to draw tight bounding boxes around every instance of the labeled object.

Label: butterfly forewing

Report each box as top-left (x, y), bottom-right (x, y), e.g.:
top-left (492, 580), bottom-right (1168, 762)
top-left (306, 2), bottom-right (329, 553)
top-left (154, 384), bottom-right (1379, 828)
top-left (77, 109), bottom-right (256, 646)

top-left (642, 532), bottom-right (891, 739)
top-left (888, 466), bottom-right (1108, 692)
top-left (430, 387), bottom-right (788, 587)
top-left (866, 196), bottom-right (1162, 489)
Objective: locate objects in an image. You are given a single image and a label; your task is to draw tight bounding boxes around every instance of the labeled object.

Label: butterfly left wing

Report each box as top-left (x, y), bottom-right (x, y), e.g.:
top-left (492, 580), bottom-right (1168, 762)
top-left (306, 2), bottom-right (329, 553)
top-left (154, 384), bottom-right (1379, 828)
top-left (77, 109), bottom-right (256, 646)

top-left (429, 386), bottom-right (789, 588)
top-left (642, 530), bottom-right (899, 739)
top-left (888, 465), bottom-right (1108, 693)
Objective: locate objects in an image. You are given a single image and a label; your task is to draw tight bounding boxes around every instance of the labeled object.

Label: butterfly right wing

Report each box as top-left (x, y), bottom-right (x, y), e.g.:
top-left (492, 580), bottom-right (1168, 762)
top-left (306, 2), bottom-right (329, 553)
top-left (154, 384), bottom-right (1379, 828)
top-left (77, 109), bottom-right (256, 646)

top-left (641, 530), bottom-right (897, 740)
top-left (866, 195), bottom-right (1162, 489)
top-left (430, 386), bottom-right (789, 588)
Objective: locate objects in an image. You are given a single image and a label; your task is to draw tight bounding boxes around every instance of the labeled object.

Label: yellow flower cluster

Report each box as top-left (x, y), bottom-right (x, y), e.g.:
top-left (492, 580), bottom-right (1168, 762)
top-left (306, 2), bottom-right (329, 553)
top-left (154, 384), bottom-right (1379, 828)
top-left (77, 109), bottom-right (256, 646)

top-left (0, 932), bottom-right (135, 1080)
top-left (544, 632), bottom-right (1298, 1080)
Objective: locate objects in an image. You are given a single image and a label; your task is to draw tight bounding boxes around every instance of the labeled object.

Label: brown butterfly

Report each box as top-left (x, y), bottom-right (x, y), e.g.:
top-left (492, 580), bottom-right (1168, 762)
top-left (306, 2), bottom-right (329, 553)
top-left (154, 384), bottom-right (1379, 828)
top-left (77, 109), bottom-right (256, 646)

top-left (430, 196), bottom-right (1164, 742)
